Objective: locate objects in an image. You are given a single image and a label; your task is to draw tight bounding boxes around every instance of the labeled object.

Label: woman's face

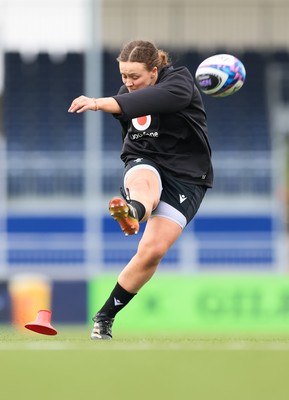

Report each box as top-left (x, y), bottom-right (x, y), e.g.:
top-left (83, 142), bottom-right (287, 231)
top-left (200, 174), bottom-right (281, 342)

top-left (119, 61), bottom-right (158, 92)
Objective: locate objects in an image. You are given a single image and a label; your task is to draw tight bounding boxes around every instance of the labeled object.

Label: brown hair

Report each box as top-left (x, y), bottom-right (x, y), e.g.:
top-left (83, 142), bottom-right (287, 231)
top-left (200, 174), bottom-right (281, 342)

top-left (117, 40), bottom-right (170, 72)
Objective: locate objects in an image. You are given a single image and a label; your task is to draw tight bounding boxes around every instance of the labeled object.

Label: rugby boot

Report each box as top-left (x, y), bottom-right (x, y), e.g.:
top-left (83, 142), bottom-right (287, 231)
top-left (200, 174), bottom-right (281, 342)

top-left (109, 197), bottom-right (139, 236)
top-left (90, 312), bottom-right (114, 340)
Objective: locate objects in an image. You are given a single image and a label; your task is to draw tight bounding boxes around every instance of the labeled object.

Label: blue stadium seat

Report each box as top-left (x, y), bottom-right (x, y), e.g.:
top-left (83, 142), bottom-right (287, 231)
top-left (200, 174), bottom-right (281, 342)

top-left (4, 52), bottom-right (84, 151)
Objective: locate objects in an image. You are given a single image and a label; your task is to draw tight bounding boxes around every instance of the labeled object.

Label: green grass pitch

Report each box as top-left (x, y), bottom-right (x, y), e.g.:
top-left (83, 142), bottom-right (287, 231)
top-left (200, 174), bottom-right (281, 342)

top-left (1, 325), bottom-right (289, 400)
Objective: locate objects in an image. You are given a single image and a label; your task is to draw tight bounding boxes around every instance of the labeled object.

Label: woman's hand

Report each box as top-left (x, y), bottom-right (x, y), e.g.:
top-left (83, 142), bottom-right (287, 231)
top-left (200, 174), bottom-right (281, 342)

top-left (68, 95), bottom-right (97, 113)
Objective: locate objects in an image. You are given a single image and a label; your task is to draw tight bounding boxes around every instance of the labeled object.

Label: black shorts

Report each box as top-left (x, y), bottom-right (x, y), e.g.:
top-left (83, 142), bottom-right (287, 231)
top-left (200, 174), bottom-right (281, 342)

top-left (123, 158), bottom-right (207, 228)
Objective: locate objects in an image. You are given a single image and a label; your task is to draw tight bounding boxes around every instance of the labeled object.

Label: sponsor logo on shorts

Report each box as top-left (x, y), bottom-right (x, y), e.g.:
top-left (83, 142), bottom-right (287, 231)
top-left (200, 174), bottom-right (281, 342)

top-left (179, 194), bottom-right (187, 203)
top-left (134, 158), bottom-right (143, 163)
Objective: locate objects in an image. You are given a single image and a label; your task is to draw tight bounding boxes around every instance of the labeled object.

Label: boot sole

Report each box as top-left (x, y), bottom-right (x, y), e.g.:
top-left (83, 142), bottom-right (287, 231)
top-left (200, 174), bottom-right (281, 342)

top-left (109, 197), bottom-right (139, 236)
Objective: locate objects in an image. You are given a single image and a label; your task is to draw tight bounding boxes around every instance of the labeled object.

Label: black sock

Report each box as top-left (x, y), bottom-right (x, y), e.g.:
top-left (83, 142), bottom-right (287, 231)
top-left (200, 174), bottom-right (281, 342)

top-left (98, 282), bottom-right (137, 318)
top-left (130, 200), bottom-right (146, 221)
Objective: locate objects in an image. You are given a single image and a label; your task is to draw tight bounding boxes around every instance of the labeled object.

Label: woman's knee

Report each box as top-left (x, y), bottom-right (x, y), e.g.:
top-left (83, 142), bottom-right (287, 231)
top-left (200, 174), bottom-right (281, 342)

top-left (137, 239), bottom-right (168, 265)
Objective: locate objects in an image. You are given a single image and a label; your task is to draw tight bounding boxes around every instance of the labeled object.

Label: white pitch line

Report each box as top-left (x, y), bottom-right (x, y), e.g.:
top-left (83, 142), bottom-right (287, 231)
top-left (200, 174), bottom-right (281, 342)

top-left (2, 340), bottom-right (289, 351)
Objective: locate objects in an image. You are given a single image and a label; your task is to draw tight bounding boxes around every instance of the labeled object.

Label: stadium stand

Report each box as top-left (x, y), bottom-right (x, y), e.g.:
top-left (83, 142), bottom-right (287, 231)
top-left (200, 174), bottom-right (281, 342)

top-left (4, 52), bottom-right (84, 152)
top-left (4, 49), bottom-right (273, 154)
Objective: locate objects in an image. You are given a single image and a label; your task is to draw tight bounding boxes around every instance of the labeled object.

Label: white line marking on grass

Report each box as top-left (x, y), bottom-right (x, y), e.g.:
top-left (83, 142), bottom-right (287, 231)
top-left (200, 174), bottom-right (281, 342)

top-left (2, 340), bottom-right (289, 351)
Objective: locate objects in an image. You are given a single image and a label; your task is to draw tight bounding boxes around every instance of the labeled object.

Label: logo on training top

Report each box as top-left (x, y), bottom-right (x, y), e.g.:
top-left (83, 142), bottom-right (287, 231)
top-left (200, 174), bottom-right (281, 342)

top-left (132, 115), bottom-right (151, 131)
top-left (129, 115), bottom-right (159, 140)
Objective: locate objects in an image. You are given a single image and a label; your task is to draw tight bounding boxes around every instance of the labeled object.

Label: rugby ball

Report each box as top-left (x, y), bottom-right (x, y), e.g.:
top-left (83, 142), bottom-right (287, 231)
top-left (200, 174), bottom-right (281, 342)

top-left (195, 54), bottom-right (246, 97)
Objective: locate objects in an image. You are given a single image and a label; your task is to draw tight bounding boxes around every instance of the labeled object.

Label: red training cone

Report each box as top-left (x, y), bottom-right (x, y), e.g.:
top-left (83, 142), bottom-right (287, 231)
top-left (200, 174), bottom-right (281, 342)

top-left (25, 309), bottom-right (57, 336)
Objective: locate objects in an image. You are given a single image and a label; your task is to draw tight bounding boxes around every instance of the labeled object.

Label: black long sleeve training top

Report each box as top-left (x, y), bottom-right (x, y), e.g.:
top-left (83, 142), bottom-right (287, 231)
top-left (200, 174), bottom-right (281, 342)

top-left (113, 65), bottom-right (213, 187)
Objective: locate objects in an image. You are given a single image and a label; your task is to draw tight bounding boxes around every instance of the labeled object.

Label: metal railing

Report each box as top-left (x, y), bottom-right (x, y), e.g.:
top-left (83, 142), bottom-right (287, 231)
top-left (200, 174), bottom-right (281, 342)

top-left (4, 150), bottom-right (272, 199)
